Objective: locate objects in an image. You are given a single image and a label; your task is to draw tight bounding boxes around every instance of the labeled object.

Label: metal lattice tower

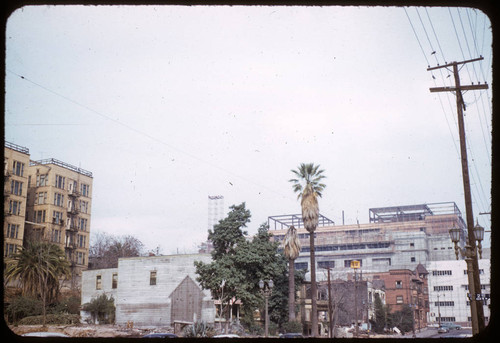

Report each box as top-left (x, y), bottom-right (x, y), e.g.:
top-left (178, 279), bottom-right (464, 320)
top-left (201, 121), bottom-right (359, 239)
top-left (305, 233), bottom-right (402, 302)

top-left (208, 195), bottom-right (224, 231)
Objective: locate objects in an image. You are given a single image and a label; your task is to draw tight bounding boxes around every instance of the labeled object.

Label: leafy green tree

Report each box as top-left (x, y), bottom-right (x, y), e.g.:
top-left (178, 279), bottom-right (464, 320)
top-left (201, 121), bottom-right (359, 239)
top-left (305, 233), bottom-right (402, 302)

top-left (4, 240), bottom-right (70, 325)
top-left (82, 293), bottom-right (115, 324)
top-left (371, 293), bottom-right (386, 333)
top-left (387, 304), bottom-right (414, 334)
top-left (289, 163), bottom-right (326, 337)
top-left (195, 203), bottom-right (299, 333)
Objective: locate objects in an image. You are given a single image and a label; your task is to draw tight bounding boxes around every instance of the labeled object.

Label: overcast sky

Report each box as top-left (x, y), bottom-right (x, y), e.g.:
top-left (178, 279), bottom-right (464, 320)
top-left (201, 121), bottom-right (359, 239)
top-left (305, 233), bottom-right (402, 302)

top-left (5, 5), bottom-right (492, 254)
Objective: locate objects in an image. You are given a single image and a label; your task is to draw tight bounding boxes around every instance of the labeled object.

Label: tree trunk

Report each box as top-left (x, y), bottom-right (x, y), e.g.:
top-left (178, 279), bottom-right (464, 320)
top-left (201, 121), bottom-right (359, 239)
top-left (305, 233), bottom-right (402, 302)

top-left (310, 233), bottom-right (318, 337)
top-left (288, 259), bottom-right (296, 321)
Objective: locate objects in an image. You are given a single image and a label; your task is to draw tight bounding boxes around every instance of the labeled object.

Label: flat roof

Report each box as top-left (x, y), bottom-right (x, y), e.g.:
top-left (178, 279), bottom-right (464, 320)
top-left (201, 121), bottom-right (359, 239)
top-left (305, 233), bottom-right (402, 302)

top-left (268, 214), bottom-right (335, 230)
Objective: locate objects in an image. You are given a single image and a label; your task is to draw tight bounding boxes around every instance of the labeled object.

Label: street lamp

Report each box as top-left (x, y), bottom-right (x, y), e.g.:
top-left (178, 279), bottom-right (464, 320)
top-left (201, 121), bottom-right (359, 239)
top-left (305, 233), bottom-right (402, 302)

top-left (259, 279), bottom-right (274, 337)
top-left (449, 223), bottom-right (484, 335)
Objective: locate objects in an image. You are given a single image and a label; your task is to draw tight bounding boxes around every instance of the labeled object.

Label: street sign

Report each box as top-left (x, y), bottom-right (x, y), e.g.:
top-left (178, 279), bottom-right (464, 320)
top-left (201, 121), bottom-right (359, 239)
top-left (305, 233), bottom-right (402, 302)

top-left (350, 260), bottom-right (360, 269)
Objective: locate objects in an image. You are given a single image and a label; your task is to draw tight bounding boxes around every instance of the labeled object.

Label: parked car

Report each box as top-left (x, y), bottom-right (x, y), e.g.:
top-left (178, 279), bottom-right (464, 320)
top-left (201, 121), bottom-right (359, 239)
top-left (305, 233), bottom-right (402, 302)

top-left (213, 334), bottom-right (240, 338)
top-left (279, 333), bottom-right (304, 338)
top-left (22, 332), bottom-right (69, 337)
top-left (441, 322), bottom-right (462, 330)
top-left (143, 333), bottom-right (178, 338)
top-left (437, 326), bottom-right (450, 334)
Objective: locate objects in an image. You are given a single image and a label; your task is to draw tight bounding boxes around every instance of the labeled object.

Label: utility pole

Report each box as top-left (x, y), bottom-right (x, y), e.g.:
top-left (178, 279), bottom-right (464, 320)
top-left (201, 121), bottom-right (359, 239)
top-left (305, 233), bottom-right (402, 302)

top-left (427, 57), bottom-right (487, 335)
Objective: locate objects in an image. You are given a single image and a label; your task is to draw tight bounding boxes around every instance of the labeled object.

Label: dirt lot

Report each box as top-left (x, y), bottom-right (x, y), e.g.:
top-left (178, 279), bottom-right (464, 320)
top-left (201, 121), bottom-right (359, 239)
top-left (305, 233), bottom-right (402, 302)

top-left (8, 324), bottom-right (176, 338)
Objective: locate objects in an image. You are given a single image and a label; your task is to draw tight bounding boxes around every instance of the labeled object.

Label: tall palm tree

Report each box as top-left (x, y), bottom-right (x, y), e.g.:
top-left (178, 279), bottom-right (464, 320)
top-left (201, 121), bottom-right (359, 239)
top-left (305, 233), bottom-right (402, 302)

top-left (289, 163), bottom-right (326, 337)
top-left (283, 225), bottom-right (301, 321)
top-left (4, 240), bottom-right (70, 325)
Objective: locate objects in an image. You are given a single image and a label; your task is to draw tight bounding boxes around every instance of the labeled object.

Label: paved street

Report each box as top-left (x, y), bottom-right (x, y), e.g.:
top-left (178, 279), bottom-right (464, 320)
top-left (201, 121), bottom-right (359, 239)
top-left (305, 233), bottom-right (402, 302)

top-left (402, 327), bottom-right (472, 339)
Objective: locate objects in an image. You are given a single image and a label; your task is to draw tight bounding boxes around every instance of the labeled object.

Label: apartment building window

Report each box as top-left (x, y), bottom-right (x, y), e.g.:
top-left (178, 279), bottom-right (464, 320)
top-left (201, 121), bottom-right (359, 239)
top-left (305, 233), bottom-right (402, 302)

top-left (12, 160), bottom-right (24, 176)
top-left (396, 295), bottom-right (404, 304)
top-left (34, 210), bottom-right (46, 223)
top-left (150, 271), bottom-right (157, 285)
top-left (9, 200), bottom-right (22, 215)
top-left (112, 273), bottom-right (118, 289)
top-left (77, 252), bottom-right (85, 265)
top-left (80, 200), bottom-right (89, 214)
top-left (4, 243), bottom-right (18, 257)
top-left (96, 275), bottom-right (102, 290)
top-left (55, 175), bottom-right (65, 189)
top-left (36, 174), bottom-right (48, 186)
top-left (410, 257), bottom-right (416, 262)
top-left (36, 192), bottom-right (48, 205)
top-left (464, 269), bottom-right (484, 275)
top-left (51, 229), bottom-right (61, 243)
top-left (432, 270), bottom-right (452, 276)
top-left (10, 180), bottom-right (23, 196)
top-left (53, 211), bottom-right (63, 224)
top-left (54, 193), bottom-right (64, 207)
top-left (79, 218), bottom-right (88, 231)
top-left (78, 234), bottom-right (86, 248)
top-left (396, 280), bottom-right (403, 289)
top-left (81, 183), bottom-right (90, 197)
top-left (6, 224), bottom-right (19, 239)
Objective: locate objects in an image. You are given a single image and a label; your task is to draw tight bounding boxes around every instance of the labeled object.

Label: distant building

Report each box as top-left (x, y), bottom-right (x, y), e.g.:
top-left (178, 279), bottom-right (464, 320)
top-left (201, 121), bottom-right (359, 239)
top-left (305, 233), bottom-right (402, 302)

top-left (81, 254), bottom-right (216, 330)
top-left (269, 202), bottom-right (467, 275)
top-left (25, 158), bottom-right (93, 287)
top-left (4, 142), bottom-right (31, 257)
top-left (427, 259), bottom-right (490, 327)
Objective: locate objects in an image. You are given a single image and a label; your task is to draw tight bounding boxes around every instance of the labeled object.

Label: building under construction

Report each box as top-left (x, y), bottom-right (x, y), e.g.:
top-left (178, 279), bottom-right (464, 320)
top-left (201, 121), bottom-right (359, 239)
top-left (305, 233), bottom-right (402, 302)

top-left (269, 202), bottom-right (466, 274)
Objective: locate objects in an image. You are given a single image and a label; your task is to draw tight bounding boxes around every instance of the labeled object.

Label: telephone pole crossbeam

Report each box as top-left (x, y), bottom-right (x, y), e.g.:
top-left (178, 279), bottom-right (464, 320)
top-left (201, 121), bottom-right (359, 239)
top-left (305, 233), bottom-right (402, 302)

top-left (427, 57), bottom-right (487, 335)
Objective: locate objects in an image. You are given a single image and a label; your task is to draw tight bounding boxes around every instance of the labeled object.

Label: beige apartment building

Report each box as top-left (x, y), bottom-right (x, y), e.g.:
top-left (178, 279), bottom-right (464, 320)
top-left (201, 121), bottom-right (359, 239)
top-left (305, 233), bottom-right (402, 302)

top-left (4, 142), bottom-right (31, 257)
top-left (25, 157), bottom-right (93, 286)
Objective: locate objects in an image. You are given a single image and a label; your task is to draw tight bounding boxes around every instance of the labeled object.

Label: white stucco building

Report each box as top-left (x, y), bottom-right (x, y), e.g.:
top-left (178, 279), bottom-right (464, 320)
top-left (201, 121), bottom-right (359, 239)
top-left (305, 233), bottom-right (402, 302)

top-left (81, 253), bottom-right (215, 327)
top-left (427, 258), bottom-right (490, 327)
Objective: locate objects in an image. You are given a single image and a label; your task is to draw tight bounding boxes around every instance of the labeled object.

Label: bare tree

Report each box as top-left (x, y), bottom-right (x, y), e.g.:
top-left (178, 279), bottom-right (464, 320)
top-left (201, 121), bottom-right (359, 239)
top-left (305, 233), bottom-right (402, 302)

top-left (89, 231), bottom-right (144, 269)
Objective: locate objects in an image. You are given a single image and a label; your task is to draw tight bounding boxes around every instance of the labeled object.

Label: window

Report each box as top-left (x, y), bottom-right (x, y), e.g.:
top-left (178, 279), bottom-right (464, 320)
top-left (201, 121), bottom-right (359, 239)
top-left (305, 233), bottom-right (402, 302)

top-left (112, 273), bottom-right (118, 289)
top-left (36, 174), bottom-right (48, 186)
top-left (432, 270), bottom-right (452, 276)
top-left (78, 252), bottom-right (85, 265)
top-left (54, 192), bottom-right (64, 207)
top-left (6, 224), bottom-right (19, 239)
top-left (96, 275), bottom-right (102, 290)
top-left (4, 243), bottom-right (18, 257)
top-left (79, 218), bottom-right (88, 231)
top-left (12, 160), bottom-right (24, 176)
top-left (34, 210), bottom-right (46, 223)
top-left (55, 175), bottom-right (65, 189)
top-left (434, 285), bottom-right (453, 291)
top-left (51, 229), bottom-right (61, 243)
top-left (80, 200), bottom-right (89, 214)
top-left (411, 257), bottom-right (416, 262)
top-left (10, 180), bottom-right (23, 196)
top-left (396, 280), bottom-right (403, 289)
top-left (396, 295), bottom-right (404, 304)
top-left (295, 262), bottom-right (308, 270)
top-left (81, 183), bottom-right (90, 197)
top-left (36, 192), bottom-right (48, 205)
top-left (410, 243), bottom-right (415, 247)
top-left (9, 200), bottom-right (22, 215)
top-left (435, 301), bottom-right (455, 307)
top-left (318, 261), bottom-right (335, 269)
top-left (150, 271), bottom-right (157, 285)
top-left (53, 210), bottom-right (63, 224)
top-left (78, 234), bottom-right (86, 248)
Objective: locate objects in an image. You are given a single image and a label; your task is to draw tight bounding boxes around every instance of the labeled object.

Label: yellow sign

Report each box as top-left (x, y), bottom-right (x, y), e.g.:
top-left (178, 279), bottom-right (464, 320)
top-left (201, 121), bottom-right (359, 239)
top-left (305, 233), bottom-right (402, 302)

top-left (350, 260), bottom-right (360, 269)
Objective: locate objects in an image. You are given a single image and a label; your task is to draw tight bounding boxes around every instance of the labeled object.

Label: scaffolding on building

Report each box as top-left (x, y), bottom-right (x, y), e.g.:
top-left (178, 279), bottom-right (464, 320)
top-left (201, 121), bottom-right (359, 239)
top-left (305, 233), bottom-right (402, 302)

top-left (268, 214), bottom-right (335, 230)
top-left (368, 202), bottom-right (464, 224)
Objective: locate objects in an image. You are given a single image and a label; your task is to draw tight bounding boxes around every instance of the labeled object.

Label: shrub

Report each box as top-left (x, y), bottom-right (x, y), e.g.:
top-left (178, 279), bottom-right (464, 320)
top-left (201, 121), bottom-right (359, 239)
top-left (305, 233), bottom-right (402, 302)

top-left (283, 320), bottom-right (303, 333)
top-left (18, 313), bottom-right (80, 325)
top-left (82, 294), bottom-right (115, 324)
top-left (183, 320), bottom-right (215, 337)
top-left (5, 296), bottom-right (43, 324)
